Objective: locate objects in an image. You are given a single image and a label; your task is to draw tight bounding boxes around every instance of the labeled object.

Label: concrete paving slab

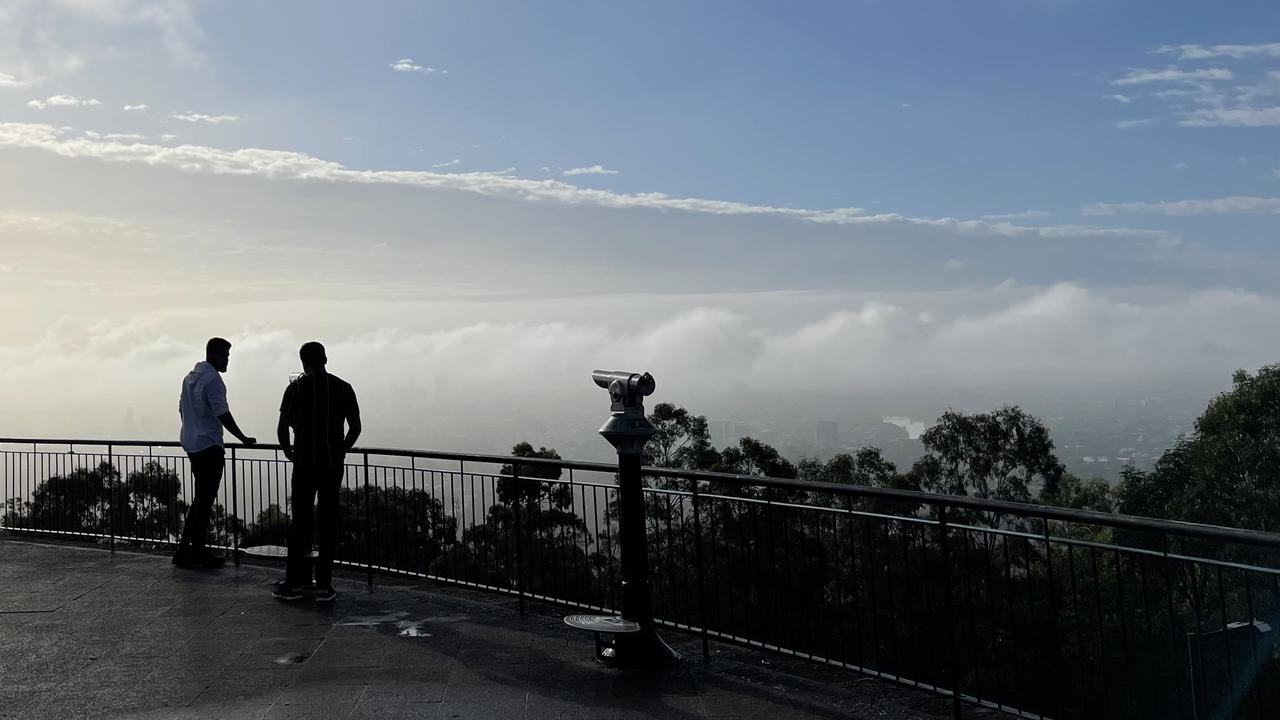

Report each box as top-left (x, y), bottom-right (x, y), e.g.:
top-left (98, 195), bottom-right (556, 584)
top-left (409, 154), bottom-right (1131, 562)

top-left (1, 537), bottom-right (995, 720)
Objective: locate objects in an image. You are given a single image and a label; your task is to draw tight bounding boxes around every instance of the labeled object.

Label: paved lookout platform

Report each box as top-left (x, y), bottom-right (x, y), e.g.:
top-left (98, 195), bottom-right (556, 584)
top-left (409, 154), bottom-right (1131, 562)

top-left (0, 538), bottom-right (985, 719)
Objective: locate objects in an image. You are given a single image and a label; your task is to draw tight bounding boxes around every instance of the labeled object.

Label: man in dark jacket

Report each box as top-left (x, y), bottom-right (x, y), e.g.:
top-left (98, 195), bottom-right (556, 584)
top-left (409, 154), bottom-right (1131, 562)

top-left (273, 341), bottom-right (361, 601)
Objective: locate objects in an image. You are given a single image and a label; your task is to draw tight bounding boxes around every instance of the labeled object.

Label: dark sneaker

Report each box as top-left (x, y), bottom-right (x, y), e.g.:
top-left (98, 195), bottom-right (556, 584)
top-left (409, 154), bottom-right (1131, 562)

top-left (272, 584), bottom-right (306, 601)
top-left (198, 553), bottom-right (226, 569)
top-left (314, 587), bottom-right (336, 603)
top-left (172, 551), bottom-right (201, 569)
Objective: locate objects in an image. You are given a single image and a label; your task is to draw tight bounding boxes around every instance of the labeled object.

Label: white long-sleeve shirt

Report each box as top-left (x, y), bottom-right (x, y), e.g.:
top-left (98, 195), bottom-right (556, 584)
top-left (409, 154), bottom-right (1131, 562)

top-left (179, 361), bottom-right (229, 453)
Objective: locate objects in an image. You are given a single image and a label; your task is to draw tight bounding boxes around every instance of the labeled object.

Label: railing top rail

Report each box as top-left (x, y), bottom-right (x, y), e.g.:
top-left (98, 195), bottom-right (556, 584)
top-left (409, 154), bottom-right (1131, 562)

top-left (5, 436), bottom-right (1280, 550)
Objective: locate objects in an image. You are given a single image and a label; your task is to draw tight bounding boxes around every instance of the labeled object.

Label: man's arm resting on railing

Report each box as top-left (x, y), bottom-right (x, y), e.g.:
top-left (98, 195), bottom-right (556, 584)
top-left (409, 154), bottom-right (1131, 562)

top-left (344, 412), bottom-right (362, 453)
top-left (217, 412), bottom-right (256, 445)
top-left (276, 414), bottom-right (294, 461)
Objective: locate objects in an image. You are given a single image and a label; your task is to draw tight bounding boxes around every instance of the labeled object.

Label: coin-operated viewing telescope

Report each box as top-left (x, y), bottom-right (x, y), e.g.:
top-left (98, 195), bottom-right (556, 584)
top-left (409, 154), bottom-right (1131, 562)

top-left (591, 371), bottom-right (657, 456)
top-left (563, 370), bottom-right (678, 668)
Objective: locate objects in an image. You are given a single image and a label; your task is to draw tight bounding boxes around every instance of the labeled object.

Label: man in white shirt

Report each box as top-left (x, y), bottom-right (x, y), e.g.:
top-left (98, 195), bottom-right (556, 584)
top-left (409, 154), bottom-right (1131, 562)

top-left (174, 337), bottom-right (257, 569)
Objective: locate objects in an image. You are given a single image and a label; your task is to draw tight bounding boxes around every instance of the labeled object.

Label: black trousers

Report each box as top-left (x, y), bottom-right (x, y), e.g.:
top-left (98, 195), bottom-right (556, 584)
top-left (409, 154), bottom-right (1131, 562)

top-left (286, 460), bottom-right (344, 588)
top-left (178, 445), bottom-right (225, 555)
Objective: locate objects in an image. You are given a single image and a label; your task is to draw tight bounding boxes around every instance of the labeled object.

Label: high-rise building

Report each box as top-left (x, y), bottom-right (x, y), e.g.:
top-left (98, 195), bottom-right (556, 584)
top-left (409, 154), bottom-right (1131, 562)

top-left (814, 421), bottom-right (838, 447)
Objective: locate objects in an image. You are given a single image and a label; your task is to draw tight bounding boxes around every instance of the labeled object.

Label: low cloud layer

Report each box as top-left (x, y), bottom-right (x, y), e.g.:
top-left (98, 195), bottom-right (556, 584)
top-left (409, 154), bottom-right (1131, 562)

top-left (0, 284), bottom-right (1273, 452)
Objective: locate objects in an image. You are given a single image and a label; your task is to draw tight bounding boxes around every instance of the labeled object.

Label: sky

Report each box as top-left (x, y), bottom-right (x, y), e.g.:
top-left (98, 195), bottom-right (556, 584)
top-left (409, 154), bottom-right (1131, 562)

top-left (1, 1), bottom-right (1279, 453)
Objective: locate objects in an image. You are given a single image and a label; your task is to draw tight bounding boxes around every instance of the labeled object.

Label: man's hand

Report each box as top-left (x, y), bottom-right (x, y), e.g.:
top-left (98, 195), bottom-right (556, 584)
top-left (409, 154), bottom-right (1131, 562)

top-left (218, 412), bottom-right (255, 447)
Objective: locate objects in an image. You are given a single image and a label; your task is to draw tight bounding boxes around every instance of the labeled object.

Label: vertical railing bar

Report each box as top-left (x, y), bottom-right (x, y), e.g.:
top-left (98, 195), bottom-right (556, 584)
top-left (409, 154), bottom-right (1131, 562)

top-left (1188, 561), bottom-right (1208, 720)
top-left (589, 480), bottom-right (603, 606)
top-left (1244, 573), bottom-right (1262, 718)
top-left (939, 504), bottom-right (963, 720)
top-left (512, 461), bottom-right (526, 615)
top-left (883, 518), bottom-right (900, 677)
top-left (778, 489), bottom-right (798, 653)
top-left (1023, 536), bottom-right (1044, 719)
top-left (1114, 548), bottom-right (1134, 717)
top-left (602, 480), bottom-right (617, 610)
top-left (1002, 534), bottom-right (1021, 711)
top-left (845, 497), bottom-right (865, 668)
top-left (760, 492), bottom-right (774, 646)
top-left (363, 451), bottom-right (372, 590)
top-left (107, 444), bottom-right (115, 553)
top-left (1215, 564), bottom-right (1235, 717)
top-left (1087, 546), bottom-right (1110, 719)
top-left (866, 512), bottom-right (882, 674)
top-left (916, 523), bottom-right (937, 689)
top-left (230, 446), bottom-right (239, 565)
top-left (1042, 518), bottom-right (1063, 715)
top-left (961, 526), bottom-right (983, 704)
top-left (691, 477), bottom-right (710, 660)
top-left (571, 468), bottom-right (586, 605)
top-left (1059, 537), bottom-right (1079, 716)
top-left (901, 519), bottom-right (919, 677)
top-left (814, 510), bottom-right (831, 663)
top-left (1162, 534), bottom-right (1189, 720)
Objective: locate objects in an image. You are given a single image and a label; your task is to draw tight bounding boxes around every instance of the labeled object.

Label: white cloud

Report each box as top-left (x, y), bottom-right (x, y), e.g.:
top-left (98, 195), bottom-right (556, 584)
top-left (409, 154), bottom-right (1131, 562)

top-left (84, 130), bottom-right (146, 141)
top-left (562, 165), bottom-right (619, 176)
top-left (1107, 51), bottom-right (1280, 129)
top-left (170, 111), bottom-right (238, 124)
top-left (1083, 195), bottom-right (1280, 216)
top-left (0, 122), bottom-right (1173, 243)
top-left (1113, 67), bottom-right (1233, 86)
top-left (123, 104), bottom-right (148, 111)
top-left (1156, 43), bottom-right (1280, 60)
top-left (390, 58), bottom-right (446, 75)
top-left (160, 133), bottom-right (177, 141)
top-left (431, 159), bottom-right (460, 168)
top-left (1103, 94), bottom-right (1132, 103)
top-left (26, 95), bottom-right (102, 109)
top-left (0, 0), bottom-right (204, 81)
top-left (1172, 162), bottom-right (1188, 169)
top-left (943, 259), bottom-right (969, 271)
top-left (1177, 106), bottom-right (1280, 127)
top-left (979, 210), bottom-right (1051, 221)
top-left (1116, 118), bottom-right (1157, 129)
top-left (0, 72), bottom-right (38, 88)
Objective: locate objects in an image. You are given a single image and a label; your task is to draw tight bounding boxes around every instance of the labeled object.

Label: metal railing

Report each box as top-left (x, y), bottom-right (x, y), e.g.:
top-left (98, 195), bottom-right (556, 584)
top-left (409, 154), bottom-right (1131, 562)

top-left (4, 437), bottom-right (1280, 720)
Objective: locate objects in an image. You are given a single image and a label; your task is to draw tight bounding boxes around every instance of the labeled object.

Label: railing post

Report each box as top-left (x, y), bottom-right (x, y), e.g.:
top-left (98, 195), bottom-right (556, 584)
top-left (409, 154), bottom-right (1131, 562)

top-left (512, 461), bottom-right (526, 616)
top-left (691, 476), bottom-right (710, 661)
top-left (1043, 517), bottom-right (1064, 713)
top-left (106, 444), bottom-right (115, 553)
top-left (363, 451), bottom-right (373, 591)
top-left (230, 446), bottom-right (239, 566)
top-left (938, 504), bottom-right (963, 720)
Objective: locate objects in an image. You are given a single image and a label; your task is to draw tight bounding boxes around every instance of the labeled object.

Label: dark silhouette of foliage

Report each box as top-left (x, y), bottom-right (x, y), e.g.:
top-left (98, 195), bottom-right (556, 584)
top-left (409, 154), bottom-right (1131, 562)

top-left (646, 403), bottom-right (720, 473)
top-left (338, 485), bottom-right (457, 574)
top-left (434, 442), bottom-right (596, 602)
top-left (914, 405), bottom-right (1065, 502)
top-left (242, 503), bottom-right (290, 546)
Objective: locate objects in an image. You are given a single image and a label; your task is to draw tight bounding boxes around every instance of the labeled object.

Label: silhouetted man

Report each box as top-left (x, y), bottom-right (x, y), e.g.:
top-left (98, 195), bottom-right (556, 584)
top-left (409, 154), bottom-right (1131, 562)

top-left (175, 337), bottom-right (257, 569)
top-left (274, 341), bottom-right (361, 601)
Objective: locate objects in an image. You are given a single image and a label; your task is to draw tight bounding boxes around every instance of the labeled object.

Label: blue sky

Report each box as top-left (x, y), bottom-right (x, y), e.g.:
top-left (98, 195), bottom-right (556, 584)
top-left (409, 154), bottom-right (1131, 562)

top-left (12, 0), bottom-right (1279, 221)
top-left (192, 0), bottom-right (1280, 220)
top-left (2, 1), bottom-right (1280, 440)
